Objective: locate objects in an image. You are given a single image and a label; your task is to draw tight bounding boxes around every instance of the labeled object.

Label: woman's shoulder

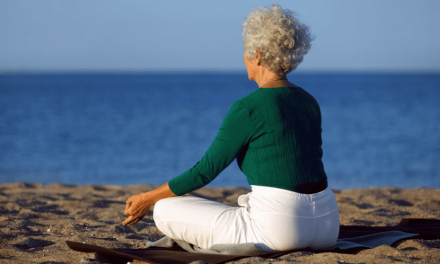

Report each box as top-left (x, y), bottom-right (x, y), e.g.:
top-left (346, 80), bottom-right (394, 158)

top-left (235, 86), bottom-right (321, 113)
top-left (232, 89), bottom-right (262, 108)
top-left (237, 86), bottom-right (302, 104)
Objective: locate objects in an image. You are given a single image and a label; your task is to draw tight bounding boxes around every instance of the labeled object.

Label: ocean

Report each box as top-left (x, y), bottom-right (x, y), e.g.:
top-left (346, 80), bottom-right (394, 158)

top-left (0, 72), bottom-right (439, 190)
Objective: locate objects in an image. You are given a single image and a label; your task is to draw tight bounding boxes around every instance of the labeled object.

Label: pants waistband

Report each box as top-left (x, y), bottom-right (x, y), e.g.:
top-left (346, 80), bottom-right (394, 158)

top-left (250, 185), bottom-right (332, 203)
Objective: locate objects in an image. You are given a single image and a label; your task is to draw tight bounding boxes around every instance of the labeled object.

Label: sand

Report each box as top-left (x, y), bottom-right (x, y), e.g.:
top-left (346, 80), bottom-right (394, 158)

top-left (1, 183), bottom-right (440, 263)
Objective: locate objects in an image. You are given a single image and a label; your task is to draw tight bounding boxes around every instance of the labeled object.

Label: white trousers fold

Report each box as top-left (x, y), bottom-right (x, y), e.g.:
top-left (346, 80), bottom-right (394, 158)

top-left (153, 185), bottom-right (339, 252)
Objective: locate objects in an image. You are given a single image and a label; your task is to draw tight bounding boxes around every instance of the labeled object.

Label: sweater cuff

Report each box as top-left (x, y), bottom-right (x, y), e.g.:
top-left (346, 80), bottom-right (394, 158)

top-left (168, 177), bottom-right (184, 196)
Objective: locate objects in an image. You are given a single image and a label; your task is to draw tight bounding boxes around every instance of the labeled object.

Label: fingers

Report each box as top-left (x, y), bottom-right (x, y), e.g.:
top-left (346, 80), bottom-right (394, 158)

top-left (122, 193), bottom-right (150, 226)
top-left (122, 215), bottom-right (134, 226)
top-left (125, 200), bottom-right (131, 212)
top-left (122, 208), bottom-right (147, 226)
top-left (124, 209), bottom-right (131, 216)
top-left (124, 200), bottom-right (133, 216)
top-left (122, 215), bottom-right (140, 226)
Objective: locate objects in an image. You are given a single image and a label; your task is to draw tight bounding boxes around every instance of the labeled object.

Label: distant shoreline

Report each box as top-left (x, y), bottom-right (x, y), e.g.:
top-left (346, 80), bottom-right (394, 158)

top-left (0, 181), bottom-right (438, 190)
top-left (1, 70), bottom-right (440, 76)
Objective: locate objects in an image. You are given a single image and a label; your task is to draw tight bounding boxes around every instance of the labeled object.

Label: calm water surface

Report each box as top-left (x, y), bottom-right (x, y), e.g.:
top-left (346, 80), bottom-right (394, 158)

top-left (0, 72), bottom-right (439, 189)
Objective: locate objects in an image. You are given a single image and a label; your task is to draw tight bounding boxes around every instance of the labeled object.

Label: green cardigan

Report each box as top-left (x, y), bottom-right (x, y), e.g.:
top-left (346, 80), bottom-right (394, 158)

top-left (169, 87), bottom-right (328, 195)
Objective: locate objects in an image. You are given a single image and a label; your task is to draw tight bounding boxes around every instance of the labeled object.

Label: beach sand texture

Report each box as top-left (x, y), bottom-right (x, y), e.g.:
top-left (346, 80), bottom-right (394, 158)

top-left (1, 183), bottom-right (440, 263)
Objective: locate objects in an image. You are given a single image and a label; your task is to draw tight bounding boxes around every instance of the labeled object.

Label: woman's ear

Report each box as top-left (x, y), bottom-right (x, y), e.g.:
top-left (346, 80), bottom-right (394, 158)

top-left (256, 49), bottom-right (262, 65)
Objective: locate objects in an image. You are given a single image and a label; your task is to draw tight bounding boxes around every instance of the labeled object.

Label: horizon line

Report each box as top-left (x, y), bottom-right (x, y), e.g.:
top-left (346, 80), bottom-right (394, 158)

top-left (1, 69), bottom-right (440, 75)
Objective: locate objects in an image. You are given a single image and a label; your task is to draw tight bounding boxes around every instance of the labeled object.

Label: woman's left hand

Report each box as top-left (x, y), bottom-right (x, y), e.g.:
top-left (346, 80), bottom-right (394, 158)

top-left (123, 192), bottom-right (154, 226)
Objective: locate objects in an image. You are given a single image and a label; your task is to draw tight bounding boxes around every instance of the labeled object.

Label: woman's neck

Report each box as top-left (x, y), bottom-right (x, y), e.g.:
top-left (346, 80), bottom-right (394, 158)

top-left (255, 69), bottom-right (284, 88)
top-left (257, 72), bottom-right (297, 88)
top-left (259, 79), bottom-right (298, 88)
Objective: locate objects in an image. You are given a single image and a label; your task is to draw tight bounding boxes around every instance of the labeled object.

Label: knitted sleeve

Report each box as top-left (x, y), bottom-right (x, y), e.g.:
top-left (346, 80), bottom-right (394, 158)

top-left (168, 101), bottom-right (252, 196)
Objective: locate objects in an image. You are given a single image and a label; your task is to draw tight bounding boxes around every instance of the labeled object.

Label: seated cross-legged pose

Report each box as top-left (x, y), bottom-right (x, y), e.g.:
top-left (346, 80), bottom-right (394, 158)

top-left (123, 4), bottom-right (339, 252)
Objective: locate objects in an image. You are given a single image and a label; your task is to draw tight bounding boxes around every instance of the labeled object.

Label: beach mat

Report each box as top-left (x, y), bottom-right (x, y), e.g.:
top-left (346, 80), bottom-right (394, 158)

top-left (66, 241), bottom-right (239, 264)
top-left (339, 218), bottom-right (440, 239)
top-left (66, 218), bottom-right (440, 264)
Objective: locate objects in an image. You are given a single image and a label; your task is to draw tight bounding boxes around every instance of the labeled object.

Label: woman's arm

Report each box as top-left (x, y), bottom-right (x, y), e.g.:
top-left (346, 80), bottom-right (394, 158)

top-left (168, 101), bottom-right (253, 195)
top-left (123, 182), bottom-right (176, 226)
top-left (122, 100), bottom-right (252, 226)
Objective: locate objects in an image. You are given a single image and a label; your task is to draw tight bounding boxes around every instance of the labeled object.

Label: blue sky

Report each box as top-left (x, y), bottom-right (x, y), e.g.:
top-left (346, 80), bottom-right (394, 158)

top-left (1, 0), bottom-right (439, 72)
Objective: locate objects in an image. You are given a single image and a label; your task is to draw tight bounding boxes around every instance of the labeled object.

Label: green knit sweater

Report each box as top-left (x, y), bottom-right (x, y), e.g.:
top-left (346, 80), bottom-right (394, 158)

top-left (169, 87), bottom-right (328, 196)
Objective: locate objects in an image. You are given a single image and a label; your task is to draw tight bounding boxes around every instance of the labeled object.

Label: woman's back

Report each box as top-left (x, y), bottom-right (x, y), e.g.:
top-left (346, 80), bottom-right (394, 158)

top-left (236, 87), bottom-right (328, 194)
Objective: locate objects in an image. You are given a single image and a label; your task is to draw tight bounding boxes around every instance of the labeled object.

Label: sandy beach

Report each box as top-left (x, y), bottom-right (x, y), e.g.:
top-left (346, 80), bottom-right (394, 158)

top-left (1, 183), bottom-right (440, 263)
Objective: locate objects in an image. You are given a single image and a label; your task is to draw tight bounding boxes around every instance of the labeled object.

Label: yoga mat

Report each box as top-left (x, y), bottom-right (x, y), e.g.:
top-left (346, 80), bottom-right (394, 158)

top-left (66, 218), bottom-right (440, 264)
top-left (66, 241), bottom-right (242, 264)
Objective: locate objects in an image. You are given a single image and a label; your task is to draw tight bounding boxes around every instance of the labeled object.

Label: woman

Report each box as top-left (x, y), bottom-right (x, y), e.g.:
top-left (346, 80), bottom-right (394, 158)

top-left (123, 5), bottom-right (339, 252)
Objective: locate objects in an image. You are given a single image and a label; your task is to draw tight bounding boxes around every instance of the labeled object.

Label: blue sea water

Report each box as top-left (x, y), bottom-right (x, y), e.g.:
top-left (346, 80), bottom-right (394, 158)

top-left (0, 72), bottom-right (439, 190)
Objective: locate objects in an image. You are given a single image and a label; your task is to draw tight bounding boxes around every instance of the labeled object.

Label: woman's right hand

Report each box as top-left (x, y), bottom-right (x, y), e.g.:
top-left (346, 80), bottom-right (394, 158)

top-left (122, 182), bottom-right (177, 226)
top-left (123, 192), bottom-right (154, 226)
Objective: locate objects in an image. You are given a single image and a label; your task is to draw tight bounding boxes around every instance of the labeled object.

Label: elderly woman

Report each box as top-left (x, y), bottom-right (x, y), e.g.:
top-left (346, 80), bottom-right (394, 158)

top-left (123, 5), bottom-right (339, 252)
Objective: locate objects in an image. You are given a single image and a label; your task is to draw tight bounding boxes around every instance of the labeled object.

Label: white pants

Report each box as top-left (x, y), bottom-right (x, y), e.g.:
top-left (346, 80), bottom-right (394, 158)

top-left (153, 185), bottom-right (339, 252)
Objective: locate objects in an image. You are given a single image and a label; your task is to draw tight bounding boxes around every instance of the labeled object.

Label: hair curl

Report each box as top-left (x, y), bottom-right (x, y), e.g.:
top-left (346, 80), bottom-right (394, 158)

top-left (242, 4), bottom-right (313, 75)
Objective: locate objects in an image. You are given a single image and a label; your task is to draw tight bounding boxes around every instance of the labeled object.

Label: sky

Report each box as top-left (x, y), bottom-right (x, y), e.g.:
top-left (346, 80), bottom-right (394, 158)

top-left (1, 0), bottom-right (439, 72)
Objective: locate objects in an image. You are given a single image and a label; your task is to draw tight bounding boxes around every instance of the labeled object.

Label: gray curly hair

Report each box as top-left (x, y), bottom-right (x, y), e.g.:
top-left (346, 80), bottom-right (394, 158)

top-left (242, 5), bottom-right (313, 75)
